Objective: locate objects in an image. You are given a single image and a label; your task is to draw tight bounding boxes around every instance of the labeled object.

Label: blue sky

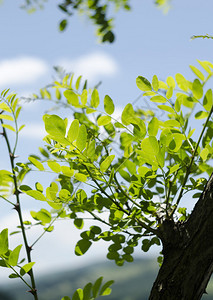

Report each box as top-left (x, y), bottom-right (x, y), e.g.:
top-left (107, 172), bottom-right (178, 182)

top-left (0, 0), bottom-right (213, 283)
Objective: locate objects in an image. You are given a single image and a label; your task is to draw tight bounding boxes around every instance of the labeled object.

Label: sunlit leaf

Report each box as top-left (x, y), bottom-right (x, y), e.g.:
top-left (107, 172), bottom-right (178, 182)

top-left (20, 262), bottom-right (35, 276)
top-left (192, 79), bottom-right (203, 99)
top-left (100, 155), bottom-right (115, 173)
top-left (175, 73), bottom-right (188, 91)
top-left (47, 161), bottom-right (61, 173)
top-left (64, 91), bottom-right (79, 107)
top-left (28, 156), bottom-right (44, 171)
top-left (43, 114), bottom-right (66, 139)
top-left (0, 102), bottom-right (12, 113)
top-left (0, 229), bottom-right (9, 255)
top-left (190, 65), bottom-right (205, 81)
top-left (97, 116), bottom-right (111, 126)
top-left (150, 95), bottom-right (167, 103)
top-left (91, 89), bottom-right (100, 108)
top-left (152, 75), bottom-right (159, 91)
top-left (104, 95), bottom-right (115, 115)
top-left (76, 124), bottom-right (87, 151)
top-left (67, 119), bottom-right (79, 143)
top-left (136, 76), bottom-right (152, 91)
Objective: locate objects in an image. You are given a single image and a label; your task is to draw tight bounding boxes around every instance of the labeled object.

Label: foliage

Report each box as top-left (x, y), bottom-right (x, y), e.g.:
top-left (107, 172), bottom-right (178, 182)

top-left (1, 59), bottom-right (213, 298)
top-left (20, 0), bottom-right (171, 42)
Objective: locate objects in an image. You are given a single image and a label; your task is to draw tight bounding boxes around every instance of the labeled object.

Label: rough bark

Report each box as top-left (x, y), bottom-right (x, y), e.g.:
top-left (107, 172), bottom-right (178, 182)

top-left (149, 172), bottom-right (213, 300)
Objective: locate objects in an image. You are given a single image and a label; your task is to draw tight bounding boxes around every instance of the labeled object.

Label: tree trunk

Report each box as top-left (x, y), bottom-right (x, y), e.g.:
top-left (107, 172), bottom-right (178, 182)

top-left (149, 172), bottom-right (213, 300)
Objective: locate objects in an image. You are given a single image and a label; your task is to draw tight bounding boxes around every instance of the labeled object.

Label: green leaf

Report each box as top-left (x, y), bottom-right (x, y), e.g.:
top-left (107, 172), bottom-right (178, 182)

top-left (136, 76), bottom-right (152, 91)
top-left (121, 103), bottom-right (135, 125)
top-left (203, 89), bottom-right (213, 112)
top-left (104, 95), bottom-right (115, 115)
top-left (163, 120), bottom-right (181, 128)
top-left (81, 90), bottom-right (87, 106)
top-left (61, 297), bottom-right (71, 300)
top-left (20, 262), bottom-right (35, 276)
top-left (168, 164), bottom-right (180, 175)
top-left (166, 76), bottom-right (176, 88)
top-left (74, 173), bottom-right (87, 182)
top-left (83, 282), bottom-right (92, 300)
top-left (192, 79), bottom-right (203, 99)
top-left (59, 19), bottom-right (67, 31)
top-left (100, 155), bottom-right (115, 173)
top-left (76, 125), bottom-right (87, 151)
top-left (64, 91), bottom-right (79, 107)
top-left (190, 65), bottom-right (205, 81)
top-left (55, 88), bottom-right (61, 100)
top-left (35, 182), bottom-right (43, 192)
top-left (141, 137), bottom-right (159, 155)
top-left (166, 87), bottom-right (173, 99)
top-left (36, 209), bottom-right (51, 224)
top-left (93, 277), bottom-right (103, 298)
top-left (97, 116), bottom-right (111, 126)
top-left (0, 102), bottom-right (12, 113)
top-left (39, 147), bottom-right (49, 158)
top-left (197, 60), bottom-right (213, 75)
top-left (43, 114), bottom-right (66, 139)
top-left (47, 161), bottom-right (61, 173)
top-left (158, 81), bottom-right (168, 90)
top-left (26, 190), bottom-right (46, 201)
top-left (72, 289), bottom-right (83, 300)
top-left (187, 128), bottom-right (195, 139)
top-left (148, 117), bottom-right (159, 136)
top-left (61, 166), bottom-right (74, 177)
top-left (67, 119), bottom-right (79, 142)
top-left (28, 156), bottom-right (45, 171)
top-left (157, 105), bottom-right (174, 113)
top-left (138, 166), bottom-right (151, 177)
top-left (150, 95), bottom-right (167, 103)
top-left (200, 148), bottom-right (209, 161)
top-left (0, 114), bottom-right (14, 121)
top-left (1, 124), bottom-right (16, 132)
top-left (195, 111), bottom-right (208, 120)
top-left (75, 239), bottom-right (92, 256)
top-left (91, 89), bottom-right (100, 108)
top-left (74, 219), bottom-right (84, 229)
top-left (75, 76), bottom-right (82, 90)
top-left (86, 140), bottom-right (96, 161)
top-left (175, 73), bottom-right (188, 91)
top-left (0, 229), bottom-right (9, 255)
top-left (8, 245), bottom-right (22, 266)
top-left (18, 124), bottom-right (25, 132)
top-left (152, 75), bottom-right (159, 91)
top-left (9, 273), bottom-right (19, 279)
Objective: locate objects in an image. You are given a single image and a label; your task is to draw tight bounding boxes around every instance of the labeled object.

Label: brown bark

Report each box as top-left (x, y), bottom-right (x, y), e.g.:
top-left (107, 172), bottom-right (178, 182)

top-left (149, 172), bottom-right (213, 300)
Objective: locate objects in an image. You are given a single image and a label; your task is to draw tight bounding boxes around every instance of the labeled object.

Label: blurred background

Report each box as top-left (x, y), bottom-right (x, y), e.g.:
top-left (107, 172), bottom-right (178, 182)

top-left (0, 0), bottom-right (213, 299)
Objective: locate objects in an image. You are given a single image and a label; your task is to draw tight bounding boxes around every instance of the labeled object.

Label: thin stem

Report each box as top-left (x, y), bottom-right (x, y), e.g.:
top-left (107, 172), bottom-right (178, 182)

top-left (114, 174), bottom-right (142, 209)
top-left (31, 211), bottom-right (63, 248)
top-left (170, 105), bottom-right (213, 216)
top-left (84, 164), bottom-right (158, 235)
top-left (1, 257), bottom-right (33, 290)
top-left (1, 120), bottom-right (38, 299)
top-left (0, 195), bottom-right (16, 206)
top-left (84, 164), bottom-right (129, 215)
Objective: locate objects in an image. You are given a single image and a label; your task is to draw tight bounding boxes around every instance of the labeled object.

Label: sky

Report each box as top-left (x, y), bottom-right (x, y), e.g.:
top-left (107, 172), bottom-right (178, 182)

top-left (0, 0), bottom-right (213, 285)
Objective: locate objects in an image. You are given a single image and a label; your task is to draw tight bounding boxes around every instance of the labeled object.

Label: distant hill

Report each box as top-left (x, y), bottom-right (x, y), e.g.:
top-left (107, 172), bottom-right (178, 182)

top-left (1, 258), bottom-right (213, 300)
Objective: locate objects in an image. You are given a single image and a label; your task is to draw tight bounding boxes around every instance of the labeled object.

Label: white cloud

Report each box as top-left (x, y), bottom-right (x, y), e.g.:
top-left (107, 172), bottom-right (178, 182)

top-left (57, 52), bottom-right (119, 83)
top-left (20, 122), bottom-right (46, 139)
top-left (0, 56), bottom-right (48, 87)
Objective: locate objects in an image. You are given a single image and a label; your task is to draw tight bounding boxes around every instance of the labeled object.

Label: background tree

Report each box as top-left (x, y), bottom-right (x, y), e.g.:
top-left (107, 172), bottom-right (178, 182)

top-left (20, 0), bottom-right (171, 42)
top-left (1, 59), bottom-right (213, 299)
